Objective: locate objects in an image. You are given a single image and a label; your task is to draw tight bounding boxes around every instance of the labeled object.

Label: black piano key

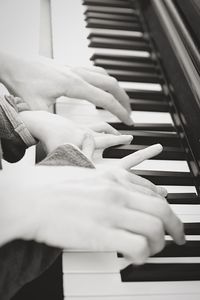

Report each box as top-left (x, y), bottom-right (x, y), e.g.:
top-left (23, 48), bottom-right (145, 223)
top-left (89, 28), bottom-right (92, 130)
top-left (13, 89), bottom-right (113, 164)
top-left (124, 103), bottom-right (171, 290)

top-left (130, 99), bottom-right (169, 112)
top-left (85, 11), bottom-right (139, 22)
top-left (132, 170), bottom-right (194, 186)
top-left (155, 241), bottom-right (200, 257)
top-left (89, 36), bottom-right (150, 51)
top-left (167, 193), bottom-right (200, 204)
top-left (184, 223), bottom-right (200, 235)
top-left (83, 0), bottom-right (134, 8)
top-left (86, 18), bottom-right (142, 31)
top-left (118, 130), bottom-right (180, 146)
top-left (105, 69), bottom-right (163, 83)
top-left (103, 144), bottom-right (186, 160)
top-left (93, 58), bottom-right (158, 73)
top-left (118, 240), bottom-right (200, 258)
top-left (121, 262), bottom-right (200, 282)
top-left (85, 6), bottom-right (138, 16)
top-left (109, 123), bottom-right (175, 131)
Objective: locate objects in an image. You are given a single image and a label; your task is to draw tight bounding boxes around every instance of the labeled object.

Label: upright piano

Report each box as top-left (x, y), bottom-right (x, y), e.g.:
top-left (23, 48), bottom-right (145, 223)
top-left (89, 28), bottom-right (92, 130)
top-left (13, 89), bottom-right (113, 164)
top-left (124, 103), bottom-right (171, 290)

top-left (9, 0), bottom-right (200, 299)
top-left (48, 0), bottom-right (200, 299)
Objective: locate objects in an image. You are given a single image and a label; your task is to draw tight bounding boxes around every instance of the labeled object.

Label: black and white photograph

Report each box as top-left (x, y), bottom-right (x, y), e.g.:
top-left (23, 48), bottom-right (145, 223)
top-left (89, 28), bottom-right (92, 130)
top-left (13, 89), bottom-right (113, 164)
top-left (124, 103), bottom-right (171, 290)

top-left (0, 0), bottom-right (200, 299)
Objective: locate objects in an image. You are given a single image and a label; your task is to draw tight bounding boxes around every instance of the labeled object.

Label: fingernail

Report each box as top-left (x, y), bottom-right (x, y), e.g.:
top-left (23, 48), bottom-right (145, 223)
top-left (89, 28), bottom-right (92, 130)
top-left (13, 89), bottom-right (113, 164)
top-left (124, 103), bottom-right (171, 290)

top-left (126, 116), bottom-right (134, 126)
top-left (125, 135), bottom-right (133, 144)
top-left (126, 135), bottom-right (133, 141)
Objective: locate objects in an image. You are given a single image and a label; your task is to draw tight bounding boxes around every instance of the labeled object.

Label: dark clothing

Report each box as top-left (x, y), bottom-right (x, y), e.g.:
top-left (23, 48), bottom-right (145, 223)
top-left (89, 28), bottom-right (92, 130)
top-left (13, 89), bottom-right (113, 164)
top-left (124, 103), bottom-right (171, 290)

top-left (0, 95), bottom-right (36, 162)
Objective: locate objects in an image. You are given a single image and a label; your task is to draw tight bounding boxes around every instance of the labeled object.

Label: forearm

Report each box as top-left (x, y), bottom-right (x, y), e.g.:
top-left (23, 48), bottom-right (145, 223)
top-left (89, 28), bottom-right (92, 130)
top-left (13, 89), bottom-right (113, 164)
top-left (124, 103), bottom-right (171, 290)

top-left (0, 170), bottom-right (37, 246)
top-left (0, 52), bottom-right (20, 91)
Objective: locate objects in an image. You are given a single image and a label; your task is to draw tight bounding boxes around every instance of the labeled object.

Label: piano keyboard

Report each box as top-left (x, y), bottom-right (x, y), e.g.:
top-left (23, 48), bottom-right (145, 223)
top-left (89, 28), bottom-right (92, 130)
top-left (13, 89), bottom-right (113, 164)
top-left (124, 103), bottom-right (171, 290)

top-left (50, 0), bottom-right (200, 298)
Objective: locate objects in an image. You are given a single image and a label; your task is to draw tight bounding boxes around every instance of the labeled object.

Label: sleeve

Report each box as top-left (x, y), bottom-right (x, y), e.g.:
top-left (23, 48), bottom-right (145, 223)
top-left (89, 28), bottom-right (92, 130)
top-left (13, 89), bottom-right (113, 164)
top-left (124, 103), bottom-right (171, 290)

top-left (0, 95), bottom-right (37, 163)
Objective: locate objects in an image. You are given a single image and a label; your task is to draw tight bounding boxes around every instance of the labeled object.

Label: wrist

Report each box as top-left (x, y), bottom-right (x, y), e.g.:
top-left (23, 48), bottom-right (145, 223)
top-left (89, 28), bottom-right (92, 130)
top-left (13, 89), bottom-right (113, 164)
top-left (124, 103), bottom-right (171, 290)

top-left (19, 110), bottom-right (51, 143)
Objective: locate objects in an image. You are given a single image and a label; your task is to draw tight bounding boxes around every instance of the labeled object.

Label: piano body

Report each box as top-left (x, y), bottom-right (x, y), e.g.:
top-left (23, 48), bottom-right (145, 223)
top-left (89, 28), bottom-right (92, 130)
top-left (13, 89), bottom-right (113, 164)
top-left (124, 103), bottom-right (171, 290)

top-left (49, 0), bottom-right (200, 299)
top-left (1, 0), bottom-right (200, 299)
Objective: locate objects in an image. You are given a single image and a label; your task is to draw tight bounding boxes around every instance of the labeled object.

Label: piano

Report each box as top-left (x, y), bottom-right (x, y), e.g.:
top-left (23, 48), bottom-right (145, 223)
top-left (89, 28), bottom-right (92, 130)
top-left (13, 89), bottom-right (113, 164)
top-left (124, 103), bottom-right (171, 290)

top-left (46, 0), bottom-right (200, 299)
top-left (6, 0), bottom-right (200, 299)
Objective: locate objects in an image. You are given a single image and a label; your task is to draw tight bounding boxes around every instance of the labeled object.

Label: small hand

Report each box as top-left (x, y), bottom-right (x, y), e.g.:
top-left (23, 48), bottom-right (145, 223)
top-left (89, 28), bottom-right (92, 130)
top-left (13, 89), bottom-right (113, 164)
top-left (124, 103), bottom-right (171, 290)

top-left (19, 110), bottom-right (133, 155)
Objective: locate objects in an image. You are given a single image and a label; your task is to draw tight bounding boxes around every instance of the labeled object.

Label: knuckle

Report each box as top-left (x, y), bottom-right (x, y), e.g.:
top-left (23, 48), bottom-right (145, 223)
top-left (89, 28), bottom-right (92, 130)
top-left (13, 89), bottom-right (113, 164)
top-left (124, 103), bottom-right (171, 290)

top-left (109, 76), bottom-right (118, 86)
top-left (103, 184), bottom-right (118, 202)
top-left (157, 200), bottom-right (172, 220)
top-left (151, 218), bottom-right (164, 238)
top-left (107, 186), bottom-right (126, 207)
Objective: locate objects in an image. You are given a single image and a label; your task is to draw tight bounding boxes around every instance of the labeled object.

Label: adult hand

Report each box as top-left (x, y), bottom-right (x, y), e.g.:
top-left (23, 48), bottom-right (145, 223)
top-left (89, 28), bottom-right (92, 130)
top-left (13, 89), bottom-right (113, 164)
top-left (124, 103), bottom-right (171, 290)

top-left (0, 164), bottom-right (185, 264)
top-left (0, 52), bottom-right (133, 125)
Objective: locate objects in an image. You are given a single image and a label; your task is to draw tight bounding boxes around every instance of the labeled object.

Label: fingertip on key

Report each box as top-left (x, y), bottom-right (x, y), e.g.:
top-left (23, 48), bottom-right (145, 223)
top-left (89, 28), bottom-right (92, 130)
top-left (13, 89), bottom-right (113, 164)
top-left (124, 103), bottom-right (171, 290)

top-left (125, 115), bottom-right (134, 126)
top-left (157, 186), bottom-right (168, 197)
top-left (176, 233), bottom-right (186, 245)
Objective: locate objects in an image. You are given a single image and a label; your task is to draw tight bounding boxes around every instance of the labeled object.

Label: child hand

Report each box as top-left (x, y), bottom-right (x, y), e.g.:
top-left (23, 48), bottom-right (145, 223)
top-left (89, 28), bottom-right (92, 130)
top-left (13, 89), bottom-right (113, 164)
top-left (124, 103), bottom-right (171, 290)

top-left (19, 110), bottom-right (133, 155)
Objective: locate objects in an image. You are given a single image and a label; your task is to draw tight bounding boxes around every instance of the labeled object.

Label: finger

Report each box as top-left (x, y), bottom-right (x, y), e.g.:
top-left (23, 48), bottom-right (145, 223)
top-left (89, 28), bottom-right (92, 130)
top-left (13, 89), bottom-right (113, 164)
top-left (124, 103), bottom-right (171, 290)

top-left (119, 144), bottom-right (163, 169)
top-left (127, 171), bottom-right (168, 197)
top-left (111, 207), bottom-right (165, 255)
top-left (77, 66), bottom-right (108, 75)
top-left (105, 228), bottom-right (150, 263)
top-left (71, 68), bottom-right (131, 113)
top-left (119, 179), bottom-right (164, 200)
top-left (66, 79), bottom-right (133, 125)
top-left (89, 122), bottom-right (120, 135)
top-left (123, 191), bottom-right (185, 246)
top-left (81, 134), bottom-right (95, 160)
top-left (95, 134), bottom-right (133, 149)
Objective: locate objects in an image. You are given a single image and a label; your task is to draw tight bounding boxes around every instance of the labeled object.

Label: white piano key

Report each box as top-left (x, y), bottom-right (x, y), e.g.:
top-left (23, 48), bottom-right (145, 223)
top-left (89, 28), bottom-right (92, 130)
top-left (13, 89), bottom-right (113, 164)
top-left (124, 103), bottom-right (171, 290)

top-left (87, 28), bottom-right (143, 38)
top-left (147, 257), bottom-right (200, 263)
top-left (84, 6), bottom-right (137, 15)
top-left (118, 257), bottom-right (200, 270)
top-left (63, 273), bottom-right (200, 296)
top-left (65, 295), bottom-right (200, 300)
top-left (171, 205), bottom-right (200, 215)
top-left (96, 159), bottom-right (190, 172)
top-left (91, 48), bottom-right (150, 57)
top-left (160, 186), bottom-right (197, 194)
top-left (119, 81), bottom-right (162, 91)
top-left (97, 110), bottom-right (173, 124)
top-left (56, 99), bottom-right (101, 124)
top-left (166, 235), bottom-right (200, 241)
top-left (63, 252), bottom-right (119, 273)
top-left (131, 159), bottom-right (190, 172)
top-left (63, 252), bottom-right (200, 275)
top-left (180, 215), bottom-right (200, 222)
